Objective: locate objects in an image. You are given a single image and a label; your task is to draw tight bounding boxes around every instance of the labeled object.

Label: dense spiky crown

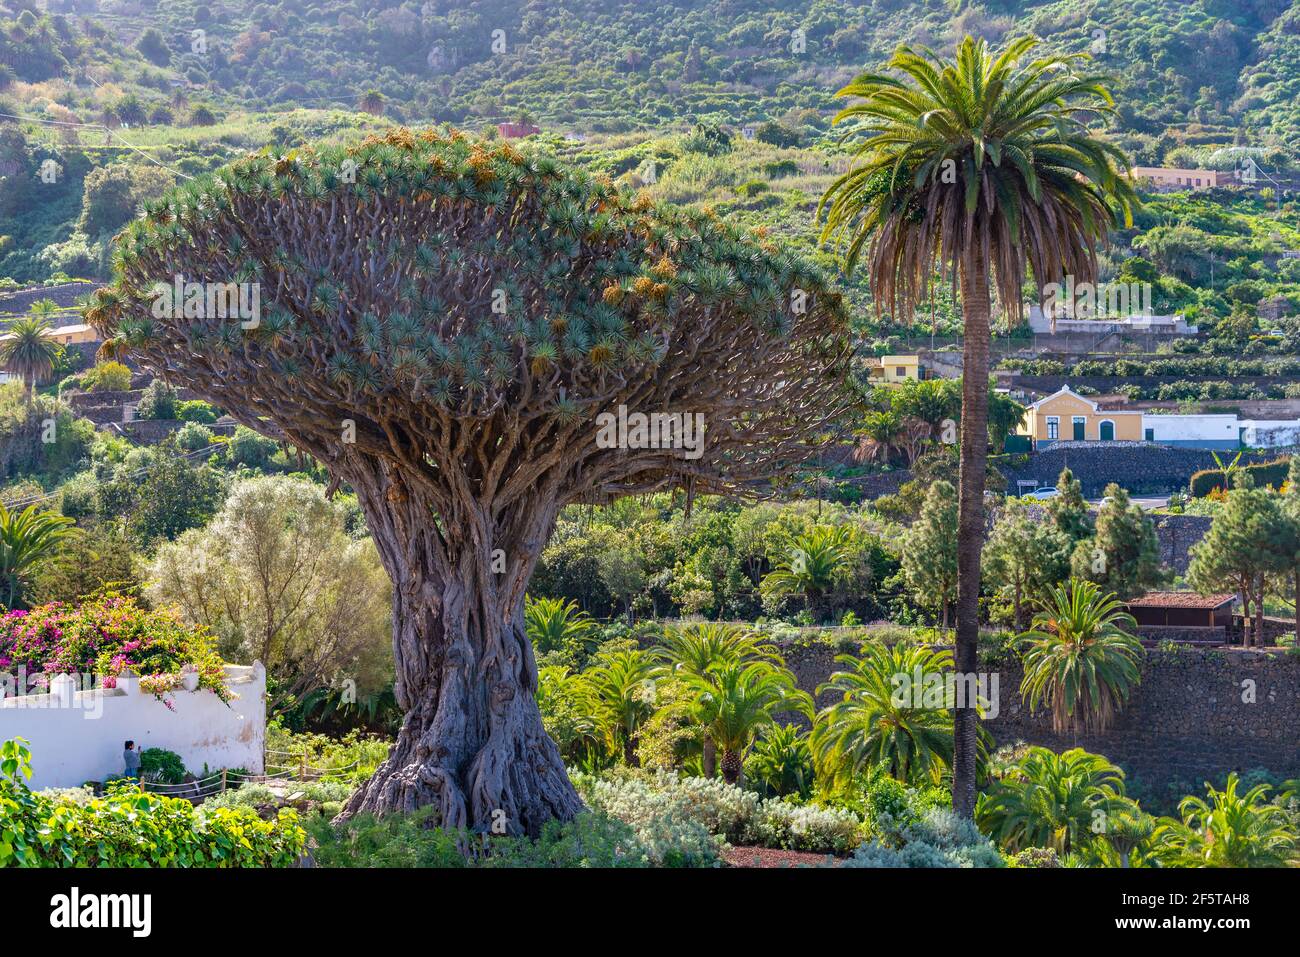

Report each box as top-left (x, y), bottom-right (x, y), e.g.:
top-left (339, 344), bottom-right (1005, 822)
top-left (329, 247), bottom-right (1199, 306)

top-left (88, 127), bottom-right (851, 505)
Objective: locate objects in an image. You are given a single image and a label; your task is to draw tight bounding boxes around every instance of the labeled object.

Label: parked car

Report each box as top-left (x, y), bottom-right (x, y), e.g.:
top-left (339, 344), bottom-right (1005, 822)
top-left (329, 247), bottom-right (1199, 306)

top-left (1024, 487), bottom-right (1059, 500)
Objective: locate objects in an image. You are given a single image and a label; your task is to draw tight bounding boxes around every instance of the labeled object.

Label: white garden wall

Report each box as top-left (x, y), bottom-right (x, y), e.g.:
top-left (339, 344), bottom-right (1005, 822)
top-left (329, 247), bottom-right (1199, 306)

top-left (0, 663), bottom-right (265, 789)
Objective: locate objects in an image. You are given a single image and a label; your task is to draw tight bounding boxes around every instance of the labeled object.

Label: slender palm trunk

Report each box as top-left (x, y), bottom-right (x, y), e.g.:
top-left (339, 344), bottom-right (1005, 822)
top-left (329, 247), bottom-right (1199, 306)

top-left (953, 256), bottom-right (992, 820)
top-left (702, 736), bottom-right (717, 778)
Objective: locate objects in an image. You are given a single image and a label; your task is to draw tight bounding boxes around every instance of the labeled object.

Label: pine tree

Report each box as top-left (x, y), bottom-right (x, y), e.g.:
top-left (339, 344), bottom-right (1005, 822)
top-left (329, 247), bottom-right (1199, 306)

top-left (1046, 467), bottom-right (1093, 542)
top-left (901, 480), bottom-right (959, 631)
top-left (984, 499), bottom-right (1071, 631)
top-left (1071, 484), bottom-right (1162, 600)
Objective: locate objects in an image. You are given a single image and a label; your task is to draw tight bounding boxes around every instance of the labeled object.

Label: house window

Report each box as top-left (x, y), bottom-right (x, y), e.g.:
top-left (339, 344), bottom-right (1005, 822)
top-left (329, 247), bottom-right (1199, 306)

top-left (894, 367), bottom-right (905, 377)
top-left (1145, 428), bottom-right (1154, 442)
top-left (1046, 416), bottom-right (1059, 440)
top-left (1099, 420), bottom-right (1115, 441)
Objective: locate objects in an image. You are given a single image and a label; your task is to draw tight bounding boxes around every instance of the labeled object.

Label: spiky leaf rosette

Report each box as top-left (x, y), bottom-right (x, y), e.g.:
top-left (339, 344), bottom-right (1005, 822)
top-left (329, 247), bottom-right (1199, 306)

top-left (89, 128), bottom-right (852, 506)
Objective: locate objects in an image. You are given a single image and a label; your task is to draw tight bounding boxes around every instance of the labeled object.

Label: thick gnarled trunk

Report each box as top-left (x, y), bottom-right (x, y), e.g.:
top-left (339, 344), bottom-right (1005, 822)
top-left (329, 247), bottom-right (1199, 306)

top-left (339, 473), bottom-right (583, 836)
top-left (952, 257), bottom-right (992, 820)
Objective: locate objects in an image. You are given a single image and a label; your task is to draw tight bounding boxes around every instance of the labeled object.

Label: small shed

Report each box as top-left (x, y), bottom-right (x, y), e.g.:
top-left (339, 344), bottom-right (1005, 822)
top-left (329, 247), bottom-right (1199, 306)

top-left (1124, 592), bottom-right (1235, 628)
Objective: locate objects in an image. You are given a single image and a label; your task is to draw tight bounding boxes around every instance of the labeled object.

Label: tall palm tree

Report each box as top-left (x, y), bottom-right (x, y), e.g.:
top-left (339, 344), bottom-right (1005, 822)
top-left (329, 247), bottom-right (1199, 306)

top-left (658, 621), bottom-right (779, 777)
top-left (0, 503), bottom-right (77, 610)
top-left (819, 35), bottom-right (1136, 818)
top-left (582, 649), bottom-right (665, 767)
top-left (0, 317), bottom-right (60, 405)
top-left (812, 642), bottom-right (956, 787)
top-left (1018, 579), bottom-right (1143, 736)
top-left (679, 660), bottom-right (811, 784)
top-left (1154, 774), bottom-right (1297, 868)
top-left (975, 746), bottom-right (1128, 855)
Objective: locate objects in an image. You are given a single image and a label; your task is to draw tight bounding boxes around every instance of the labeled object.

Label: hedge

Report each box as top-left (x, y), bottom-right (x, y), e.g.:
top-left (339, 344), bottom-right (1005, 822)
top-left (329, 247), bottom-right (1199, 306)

top-left (1188, 458), bottom-right (1291, 497)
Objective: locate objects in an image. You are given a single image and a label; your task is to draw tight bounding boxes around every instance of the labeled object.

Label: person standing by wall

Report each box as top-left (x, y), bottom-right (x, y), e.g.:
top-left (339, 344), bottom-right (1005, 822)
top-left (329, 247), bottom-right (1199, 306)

top-left (123, 740), bottom-right (141, 781)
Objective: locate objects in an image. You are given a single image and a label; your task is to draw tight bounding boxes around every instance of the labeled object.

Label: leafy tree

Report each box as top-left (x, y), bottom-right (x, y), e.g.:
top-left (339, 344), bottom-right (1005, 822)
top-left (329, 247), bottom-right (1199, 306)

top-left (148, 475), bottom-right (391, 712)
top-left (26, 523), bottom-right (141, 606)
top-left (134, 378), bottom-right (176, 420)
top-left (976, 746), bottom-right (1130, 856)
top-left (1045, 468), bottom-right (1092, 542)
top-left (819, 35), bottom-right (1135, 820)
top-left (1018, 579), bottom-right (1143, 735)
top-left (98, 444), bottom-right (225, 547)
top-left (0, 502), bottom-right (77, 610)
top-left (1071, 485), bottom-right (1162, 599)
top-left (135, 27), bottom-right (171, 67)
top-left (1189, 474), bottom-right (1290, 647)
top-left (0, 317), bottom-right (59, 404)
top-left (812, 642), bottom-right (954, 786)
top-left (91, 128), bottom-right (851, 834)
top-left (1154, 774), bottom-right (1297, 868)
top-left (900, 479), bottom-right (958, 630)
top-left (984, 499), bottom-right (1071, 631)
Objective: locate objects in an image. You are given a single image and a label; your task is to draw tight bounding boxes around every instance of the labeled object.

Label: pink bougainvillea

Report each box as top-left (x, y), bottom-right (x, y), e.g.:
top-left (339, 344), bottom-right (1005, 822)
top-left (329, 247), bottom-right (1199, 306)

top-left (0, 594), bottom-right (229, 704)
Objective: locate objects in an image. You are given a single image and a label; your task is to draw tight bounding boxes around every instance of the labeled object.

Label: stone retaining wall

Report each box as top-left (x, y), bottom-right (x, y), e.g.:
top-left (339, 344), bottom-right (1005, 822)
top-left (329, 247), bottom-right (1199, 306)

top-left (776, 640), bottom-right (1300, 789)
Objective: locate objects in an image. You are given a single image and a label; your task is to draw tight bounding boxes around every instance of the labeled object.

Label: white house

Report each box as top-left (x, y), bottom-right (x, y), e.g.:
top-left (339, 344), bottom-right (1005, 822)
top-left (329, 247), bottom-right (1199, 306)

top-left (1240, 420), bottom-right (1300, 449)
top-left (1026, 303), bottom-right (1197, 335)
top-left (1140, 413), bottom-right (1240, 450)
top-left (0, 663), bottom-right (266, 789)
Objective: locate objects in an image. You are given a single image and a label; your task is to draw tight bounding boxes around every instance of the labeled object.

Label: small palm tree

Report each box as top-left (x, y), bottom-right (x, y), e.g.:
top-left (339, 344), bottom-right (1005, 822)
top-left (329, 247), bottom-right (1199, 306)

top-left (0, 503), bottom-right (78, 610)
top-left (819, 34), bottom-right (1136, 819)
top-left (358, 90), bottom-right (385, 116)
top-left (680, 660), bottom-right (811, 784)
top-left (582, 649), bottom-right (665, 766)
top-left (27, 299), bottom-right (60, 321)
top-left (760, 524), bottom-right (855, 620)
top-left (1154, 774), bottom-right (1297, 868)
top-left (976, 746), bottom-right (1128, 855)
top-left (659, 621), bottom-right (779, 776)
top-left (812, 642), bottom-right (955, 786)
top-left (523, 595), bottom-right (597, 655)
top-left (853, 409), bottom-right (904, 464)
top-left (745, 723), bottom-right (815, 799)
top-left (1018, 579), bottom-right (1143, 736)
top-left (0, 317), bottom-right (60, 405)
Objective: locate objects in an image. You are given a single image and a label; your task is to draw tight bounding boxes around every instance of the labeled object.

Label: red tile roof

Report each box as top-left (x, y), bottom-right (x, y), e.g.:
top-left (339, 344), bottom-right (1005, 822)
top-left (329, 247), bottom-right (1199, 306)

top-left (1125, 592), bottom-right (1235, 609)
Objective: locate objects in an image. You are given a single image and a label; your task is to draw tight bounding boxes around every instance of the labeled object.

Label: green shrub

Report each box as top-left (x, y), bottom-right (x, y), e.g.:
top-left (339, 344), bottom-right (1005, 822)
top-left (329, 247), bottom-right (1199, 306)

top-left (1189, 457), bottom-right (1290, 496)
top-left (306, 807), bottom-right (466, 867)
top-left (844, 807), bottom-right (1003, 868)
top-left (135, 379), bottom-right (177, 419)
top-left (139, 748), bottom-right (187, 785)
top-left (0, 739), bottom-right (306, 867)
top-left (175, 421), bottom-right (214, 451)
top-left (177, 400), bottom-right (218, 423)
top-left (84, 361), bottom-right (132, 393)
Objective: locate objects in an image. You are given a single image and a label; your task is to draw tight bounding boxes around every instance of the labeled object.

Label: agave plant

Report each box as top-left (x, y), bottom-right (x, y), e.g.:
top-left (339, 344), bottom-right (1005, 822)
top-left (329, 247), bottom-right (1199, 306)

top-left (1018, 579), bottom-right (1143, 736)
top-left (976, 746), bottom-right (1129, 855)
top-left (812, 642), bottom-right (956, 787)
top-left (1153, 774), bottom-right (1298, 868)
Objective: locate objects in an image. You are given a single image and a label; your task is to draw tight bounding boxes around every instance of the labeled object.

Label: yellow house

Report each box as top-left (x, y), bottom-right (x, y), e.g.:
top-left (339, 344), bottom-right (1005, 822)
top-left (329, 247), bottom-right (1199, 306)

top-left (46, 323), bottom-right (100, 346)
top-left (1020, 386), bottom-right (1143, 449)
top-left (869, 355), bottom-right (923, 388)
